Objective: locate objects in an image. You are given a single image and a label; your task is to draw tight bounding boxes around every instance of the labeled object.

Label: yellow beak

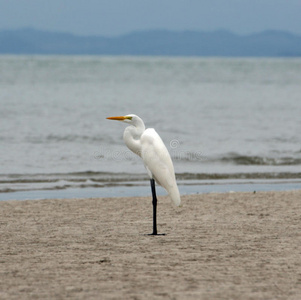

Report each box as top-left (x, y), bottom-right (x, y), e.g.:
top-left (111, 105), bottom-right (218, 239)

top-left (107, 116), bottom-right (126, 121)
top-left (107, 116), bottom-right (132, 121)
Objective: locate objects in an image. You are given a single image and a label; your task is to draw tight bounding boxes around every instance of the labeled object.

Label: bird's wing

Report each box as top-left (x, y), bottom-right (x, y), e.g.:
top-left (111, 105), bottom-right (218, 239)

top-left (141, 128), bottom-right (180, 206)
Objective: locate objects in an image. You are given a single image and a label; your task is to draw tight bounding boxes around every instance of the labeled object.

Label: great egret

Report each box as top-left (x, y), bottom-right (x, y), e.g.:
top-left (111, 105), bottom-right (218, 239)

top-left (107, 114), bottom-right (181, 235)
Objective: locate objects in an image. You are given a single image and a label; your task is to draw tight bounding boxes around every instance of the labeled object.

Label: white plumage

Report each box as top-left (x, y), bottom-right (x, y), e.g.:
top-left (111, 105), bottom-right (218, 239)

top-left (140, 128), bottom-right (181, 206)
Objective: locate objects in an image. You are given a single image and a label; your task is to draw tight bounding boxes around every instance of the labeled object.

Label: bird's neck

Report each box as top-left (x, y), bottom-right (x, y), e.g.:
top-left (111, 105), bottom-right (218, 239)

top-left (123, 122), bottom-right (145, 157)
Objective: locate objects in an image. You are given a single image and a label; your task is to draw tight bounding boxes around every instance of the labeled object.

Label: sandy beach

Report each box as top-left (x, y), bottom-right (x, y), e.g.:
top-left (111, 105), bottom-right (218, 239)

top-left (1, 190), bottom-right (301, 299)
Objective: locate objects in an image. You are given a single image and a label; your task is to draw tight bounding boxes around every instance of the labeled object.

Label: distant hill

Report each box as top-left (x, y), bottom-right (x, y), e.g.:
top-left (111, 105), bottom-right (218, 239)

top-left (0, 28), bottom-right (301, 56)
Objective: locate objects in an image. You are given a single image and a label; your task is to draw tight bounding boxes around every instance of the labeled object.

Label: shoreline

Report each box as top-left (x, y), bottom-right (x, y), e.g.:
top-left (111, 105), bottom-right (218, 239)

top-left (1, 190), bottom-right (301, 299)
top-left (1, 179), bottom-right (301, 201)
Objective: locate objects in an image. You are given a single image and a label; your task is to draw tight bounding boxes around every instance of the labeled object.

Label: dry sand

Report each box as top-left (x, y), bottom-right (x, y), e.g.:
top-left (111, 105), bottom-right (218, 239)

top-left (1, 190), bottom-right (301, 299)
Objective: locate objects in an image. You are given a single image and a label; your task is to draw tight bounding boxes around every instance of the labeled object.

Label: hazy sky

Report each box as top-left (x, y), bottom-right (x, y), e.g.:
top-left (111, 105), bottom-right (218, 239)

top-left (0, 0), bottom-right (300, 36)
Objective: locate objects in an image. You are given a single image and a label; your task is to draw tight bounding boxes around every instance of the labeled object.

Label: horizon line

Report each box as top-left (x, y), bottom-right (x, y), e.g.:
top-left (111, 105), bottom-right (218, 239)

top-left (1, 27), bottom-right (301, 38)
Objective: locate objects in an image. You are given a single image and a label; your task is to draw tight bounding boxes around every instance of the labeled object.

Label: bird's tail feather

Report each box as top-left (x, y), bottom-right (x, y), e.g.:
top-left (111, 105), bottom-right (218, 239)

top-left (169, 187), bottom-right (181, 207)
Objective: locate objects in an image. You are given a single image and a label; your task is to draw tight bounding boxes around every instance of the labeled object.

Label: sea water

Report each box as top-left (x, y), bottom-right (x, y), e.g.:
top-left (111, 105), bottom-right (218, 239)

top-left (0, 56), bottom-right (300, 199)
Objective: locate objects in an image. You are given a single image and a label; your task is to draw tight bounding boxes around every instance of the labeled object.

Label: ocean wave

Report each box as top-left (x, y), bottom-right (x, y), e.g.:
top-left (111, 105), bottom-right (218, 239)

top-left (1, 171), bottom-right (301, 194)
top-left (215, 154), bottom-right (301, 166)
top-left (168, 151), bottom-right (301, 166)
top-left (177, 172), bottom-right (301, 180)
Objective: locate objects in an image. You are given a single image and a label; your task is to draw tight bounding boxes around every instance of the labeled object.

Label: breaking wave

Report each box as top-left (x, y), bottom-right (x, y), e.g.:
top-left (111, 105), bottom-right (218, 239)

top-left (211, 153), bottom-right (301, 166)
top-left (1, 171), bottom-right (301, 194)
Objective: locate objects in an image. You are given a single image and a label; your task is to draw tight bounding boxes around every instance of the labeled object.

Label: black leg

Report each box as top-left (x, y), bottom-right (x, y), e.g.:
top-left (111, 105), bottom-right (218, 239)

top-left (150, 179), bottom-right (158, 235)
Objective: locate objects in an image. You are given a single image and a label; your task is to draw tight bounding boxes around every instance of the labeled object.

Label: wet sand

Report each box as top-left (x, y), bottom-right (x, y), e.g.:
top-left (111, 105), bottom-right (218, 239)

top-left (1, 190), bottom-right (301, 299)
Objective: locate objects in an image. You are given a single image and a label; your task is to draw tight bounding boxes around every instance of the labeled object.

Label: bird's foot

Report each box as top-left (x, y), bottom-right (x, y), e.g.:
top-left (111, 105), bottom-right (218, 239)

top-left (147, 233), bottom-right (166, 236)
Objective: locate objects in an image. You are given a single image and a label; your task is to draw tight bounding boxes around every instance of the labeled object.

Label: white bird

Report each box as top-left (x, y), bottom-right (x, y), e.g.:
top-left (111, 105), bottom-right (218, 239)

top-left (107, 114), bottom-right (181, 235)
